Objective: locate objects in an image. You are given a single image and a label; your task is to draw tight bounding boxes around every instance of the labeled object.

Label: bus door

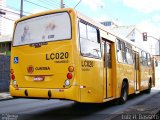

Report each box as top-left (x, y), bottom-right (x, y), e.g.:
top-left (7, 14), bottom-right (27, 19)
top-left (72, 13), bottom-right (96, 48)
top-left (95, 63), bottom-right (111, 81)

top-left (134, 52), bottom-right (140, 92)
top-left (102, 40), bottom-right (113, 98)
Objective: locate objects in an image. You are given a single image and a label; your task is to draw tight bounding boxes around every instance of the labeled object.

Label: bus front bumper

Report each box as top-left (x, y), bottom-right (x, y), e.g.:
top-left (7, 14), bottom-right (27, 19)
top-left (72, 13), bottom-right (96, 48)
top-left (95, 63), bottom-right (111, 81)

top-left (10, 85), bottom-right (79, 102)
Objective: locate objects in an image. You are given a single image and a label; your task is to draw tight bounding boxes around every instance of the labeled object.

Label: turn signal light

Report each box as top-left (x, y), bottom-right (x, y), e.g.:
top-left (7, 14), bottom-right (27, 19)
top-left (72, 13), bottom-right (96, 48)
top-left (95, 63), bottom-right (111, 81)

top-left (67, 73), bottom-right (72, 79)
top-left (68, 66), bottom-right (74, 72)
top-left (10, 69), bottom-right (14, 74)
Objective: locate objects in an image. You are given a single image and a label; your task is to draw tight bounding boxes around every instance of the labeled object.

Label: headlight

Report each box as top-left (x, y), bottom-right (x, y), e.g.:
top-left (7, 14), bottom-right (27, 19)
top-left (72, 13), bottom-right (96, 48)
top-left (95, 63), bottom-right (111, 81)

top-left (65, 79), bottom-right (70, 86)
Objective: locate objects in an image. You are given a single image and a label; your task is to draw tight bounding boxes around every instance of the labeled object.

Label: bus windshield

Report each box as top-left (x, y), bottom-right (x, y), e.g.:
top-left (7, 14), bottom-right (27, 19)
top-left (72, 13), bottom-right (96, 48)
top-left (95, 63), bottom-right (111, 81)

top-left (13, 12), bottom-right (71, 46)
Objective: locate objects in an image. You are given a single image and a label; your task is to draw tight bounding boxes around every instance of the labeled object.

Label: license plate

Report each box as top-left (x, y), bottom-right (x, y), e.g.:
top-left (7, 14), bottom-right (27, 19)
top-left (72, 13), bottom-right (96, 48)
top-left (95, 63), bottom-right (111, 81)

top-left (33, 76), bottom-right (45, 81)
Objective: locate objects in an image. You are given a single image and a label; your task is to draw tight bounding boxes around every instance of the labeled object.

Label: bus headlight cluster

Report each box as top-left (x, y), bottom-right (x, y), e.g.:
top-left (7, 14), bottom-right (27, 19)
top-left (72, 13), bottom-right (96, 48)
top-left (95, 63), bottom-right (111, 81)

top-left (65, 79), bottom-right (70, 86)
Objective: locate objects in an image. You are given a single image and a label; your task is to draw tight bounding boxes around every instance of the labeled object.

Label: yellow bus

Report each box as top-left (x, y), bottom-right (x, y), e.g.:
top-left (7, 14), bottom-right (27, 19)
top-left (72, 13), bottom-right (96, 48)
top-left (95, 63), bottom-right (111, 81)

top-left (10, 8), bottom-right (155, 103)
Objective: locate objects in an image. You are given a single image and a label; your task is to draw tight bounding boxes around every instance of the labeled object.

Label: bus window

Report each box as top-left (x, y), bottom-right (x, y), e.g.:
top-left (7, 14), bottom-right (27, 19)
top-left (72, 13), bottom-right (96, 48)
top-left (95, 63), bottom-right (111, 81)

top-left (116, 39), bottom-right (121, 51)
top-left (155, 60), bottom-right (158, 67)
top-left (116, 39), bottom-right (123, 63)
top-left (140, 50), bottom-right (143, 65)
top-left (13, 12), bottom-right (71, 46)
top-left (79, 21), bottom-right (101, 58)
top-left (107, 44), bottom-right (112, 68)
top-left (147, 53), bottom-right (151, 67)
top-left (121, 41), bottom-right (127, 63)
top-left (126, 44), bottom-right (133, 64)
top-left (87, 25), bottom-right (98, 42)
top-left (141, 51), bottom-right (147, 66)
top-left (79, 21), bottom-right (87, 38)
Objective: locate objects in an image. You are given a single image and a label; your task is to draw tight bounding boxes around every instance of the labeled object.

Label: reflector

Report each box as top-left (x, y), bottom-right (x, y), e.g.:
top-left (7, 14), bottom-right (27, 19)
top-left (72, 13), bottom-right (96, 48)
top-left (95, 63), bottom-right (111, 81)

top-left (11, 74), bottom-right (15, 80)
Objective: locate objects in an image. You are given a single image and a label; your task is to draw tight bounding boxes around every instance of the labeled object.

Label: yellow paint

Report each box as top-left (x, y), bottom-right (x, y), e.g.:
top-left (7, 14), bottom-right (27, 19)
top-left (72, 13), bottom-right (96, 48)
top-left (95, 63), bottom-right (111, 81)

top-left (10, 8), bottom-right (154, 103)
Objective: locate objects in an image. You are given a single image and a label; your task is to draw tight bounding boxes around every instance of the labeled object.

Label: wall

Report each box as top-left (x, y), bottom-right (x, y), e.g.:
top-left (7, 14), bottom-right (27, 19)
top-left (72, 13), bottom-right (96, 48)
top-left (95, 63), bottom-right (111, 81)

top-left (0, 55), bottom-right (10, 92)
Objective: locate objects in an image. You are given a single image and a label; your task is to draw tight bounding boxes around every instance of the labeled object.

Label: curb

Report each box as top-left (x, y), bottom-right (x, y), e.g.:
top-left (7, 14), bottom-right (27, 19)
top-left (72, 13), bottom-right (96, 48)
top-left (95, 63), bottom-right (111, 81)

top-left (0, 92), bottom-right (13, 101)
top-left (0, 97), bottom-right (13, 101)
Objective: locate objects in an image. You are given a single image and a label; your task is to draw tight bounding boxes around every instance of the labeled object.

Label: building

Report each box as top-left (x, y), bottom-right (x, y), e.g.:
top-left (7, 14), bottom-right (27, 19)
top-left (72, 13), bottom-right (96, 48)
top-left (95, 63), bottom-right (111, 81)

top-left (101, 21), bottom-right (160, 55)
top-left (0, 0), bottom-right (6, 35)
top-left (110, 26), bottom-right (151, 52)
top-left (0, 0), bottom-right (20, 55)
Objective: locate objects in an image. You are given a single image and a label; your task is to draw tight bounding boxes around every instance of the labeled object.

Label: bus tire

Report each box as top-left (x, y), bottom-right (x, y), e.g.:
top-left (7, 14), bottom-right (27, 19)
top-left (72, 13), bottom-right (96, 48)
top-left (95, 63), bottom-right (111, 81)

top-left (146, 79), bottom-right (152, 94)
top-left (119, 81), bottom-right (128, 104)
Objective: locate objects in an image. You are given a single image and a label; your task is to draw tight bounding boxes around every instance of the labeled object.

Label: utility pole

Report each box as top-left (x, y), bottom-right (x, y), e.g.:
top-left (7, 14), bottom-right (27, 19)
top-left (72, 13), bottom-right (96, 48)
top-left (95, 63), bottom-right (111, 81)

top-left (20, 0), bottom-right (23, 18)
top-left (61, 0), bottom-right (65, 8)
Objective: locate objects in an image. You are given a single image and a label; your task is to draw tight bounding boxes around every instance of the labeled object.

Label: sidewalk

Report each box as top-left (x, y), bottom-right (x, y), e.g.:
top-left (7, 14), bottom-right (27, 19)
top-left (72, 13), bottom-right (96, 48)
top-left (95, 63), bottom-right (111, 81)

top-left (0, 92), bottom-right (13, 101)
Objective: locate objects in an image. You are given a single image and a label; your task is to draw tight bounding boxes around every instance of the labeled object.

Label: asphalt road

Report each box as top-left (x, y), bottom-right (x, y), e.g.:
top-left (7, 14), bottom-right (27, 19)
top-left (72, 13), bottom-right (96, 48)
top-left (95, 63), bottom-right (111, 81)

top-left (0, 88), bottom-right (159, 120)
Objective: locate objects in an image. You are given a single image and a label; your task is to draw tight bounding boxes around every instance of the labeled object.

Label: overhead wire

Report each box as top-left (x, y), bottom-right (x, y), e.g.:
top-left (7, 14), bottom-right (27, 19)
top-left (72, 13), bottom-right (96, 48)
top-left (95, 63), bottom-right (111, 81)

top-left (7, 5), bottom-right (31, 15)
top-left (0, 7), bottom-right (20, 15)
top-left (38, 0), bottom-right (59, 8)
top-left (74, 0), bottom-right (82, 9)
top-left (5, 4), bottom-right (31, 15)
top-left (45, 0), bottom-right (62, 7)
top-left (0, 0), bottom-right (67, 23)
top-left (2, 0), bottom-right (71, 17)
top-left (0, 15), bottom-right (15, 21)
top-left (45, 0), bottom-right (69, 8)
top-left (24, 0), bottom-right (51, 10)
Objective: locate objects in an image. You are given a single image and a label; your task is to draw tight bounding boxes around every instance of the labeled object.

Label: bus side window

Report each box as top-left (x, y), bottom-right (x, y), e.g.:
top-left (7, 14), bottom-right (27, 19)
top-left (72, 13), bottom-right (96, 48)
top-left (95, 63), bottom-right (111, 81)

top-left (107, 44), bottom-right (112, 68)
top-left (155, 60), bottom-right (158, 67)
top-left (116, 39), bottom-right (121, 52)
top-left (141, 51), bottom-right (144, 65)
top-left (126, 45), bottom-right (133, 65)
top-left (141, 51), bottom-right (147, 66)
top-left (79, 21), bottom-right (101, 58)
top-left (116, 39), bottom-right (123, 63)
top-left (79, 21), bottom-right (87, 39)
top-left (140, 50), bottom-right (143, 65)
top-left (121, 41), bottom-right (127, 63)
top-left (144, 52), bottom-right (148, 66)
top-left (87, 25), bottom-right (98, 43)
top-left (147, 53), bottom-right (151, 67)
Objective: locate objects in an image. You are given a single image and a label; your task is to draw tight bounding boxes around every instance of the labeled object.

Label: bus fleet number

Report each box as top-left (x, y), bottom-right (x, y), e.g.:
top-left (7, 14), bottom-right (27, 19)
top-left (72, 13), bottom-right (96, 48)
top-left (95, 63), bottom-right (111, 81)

top-left (46, 52), bottom-right (69, 60)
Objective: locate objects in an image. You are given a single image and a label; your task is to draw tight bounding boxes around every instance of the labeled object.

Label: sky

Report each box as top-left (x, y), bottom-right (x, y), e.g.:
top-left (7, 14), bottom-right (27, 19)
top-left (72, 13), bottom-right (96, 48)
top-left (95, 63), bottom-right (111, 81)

top-left (6, 0), bottom-right (160, 39)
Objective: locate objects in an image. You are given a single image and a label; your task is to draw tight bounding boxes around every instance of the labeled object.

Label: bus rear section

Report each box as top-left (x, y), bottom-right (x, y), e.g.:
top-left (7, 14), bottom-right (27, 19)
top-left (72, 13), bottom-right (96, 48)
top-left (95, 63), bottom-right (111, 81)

top-left (10, 9), bottom-right (79, 101)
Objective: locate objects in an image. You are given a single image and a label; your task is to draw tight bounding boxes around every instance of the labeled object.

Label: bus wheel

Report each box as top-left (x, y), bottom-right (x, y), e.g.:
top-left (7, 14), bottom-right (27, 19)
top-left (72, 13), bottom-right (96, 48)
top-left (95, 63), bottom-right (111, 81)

top-left (146, 79), bottom-right (152, 94)
top-left (119, 81), bottom-right (128, 104)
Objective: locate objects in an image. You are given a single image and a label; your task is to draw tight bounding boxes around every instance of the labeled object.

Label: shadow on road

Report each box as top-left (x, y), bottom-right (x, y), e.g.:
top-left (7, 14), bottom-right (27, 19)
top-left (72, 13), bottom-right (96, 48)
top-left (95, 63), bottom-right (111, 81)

top-left (19, 91), bottom-right (158, 120)
top-left (22, 101), bottom-right (115, 120)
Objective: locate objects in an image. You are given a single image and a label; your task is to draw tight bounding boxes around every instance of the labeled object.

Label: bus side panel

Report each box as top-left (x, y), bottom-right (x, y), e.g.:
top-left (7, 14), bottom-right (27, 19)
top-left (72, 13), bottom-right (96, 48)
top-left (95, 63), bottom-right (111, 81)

top-left (117, 63), bottom-right (135, 95)
top-left (140, 66), bottom-right (152, 90)
top-left (79, 57), bottom-right (104, 103)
